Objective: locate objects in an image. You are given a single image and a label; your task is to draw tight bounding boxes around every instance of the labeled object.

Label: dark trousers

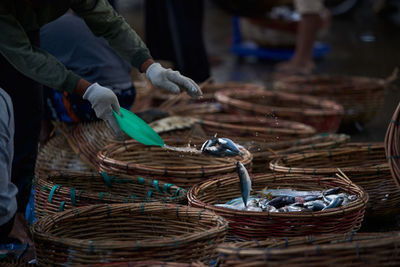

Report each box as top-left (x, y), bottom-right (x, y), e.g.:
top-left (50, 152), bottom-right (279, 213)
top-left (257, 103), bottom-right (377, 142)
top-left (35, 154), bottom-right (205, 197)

top-left (145, 0), bottom-right (210, 83)
top-left (0, 31), bottom-right (43, 212)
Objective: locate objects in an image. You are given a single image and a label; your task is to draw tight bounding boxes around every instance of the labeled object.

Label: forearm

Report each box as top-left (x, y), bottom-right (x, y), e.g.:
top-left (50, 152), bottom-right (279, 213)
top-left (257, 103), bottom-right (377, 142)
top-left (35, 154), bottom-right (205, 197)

top-left (72, 0), bottom-right (153, 71)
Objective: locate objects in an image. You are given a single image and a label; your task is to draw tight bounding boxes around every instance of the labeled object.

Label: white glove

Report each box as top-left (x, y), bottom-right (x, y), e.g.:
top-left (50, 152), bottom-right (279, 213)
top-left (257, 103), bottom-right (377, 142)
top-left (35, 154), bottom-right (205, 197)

top-left (83, 83), bottom-right (123, 137)
top-left (146, 63), bottom-right (203, 98)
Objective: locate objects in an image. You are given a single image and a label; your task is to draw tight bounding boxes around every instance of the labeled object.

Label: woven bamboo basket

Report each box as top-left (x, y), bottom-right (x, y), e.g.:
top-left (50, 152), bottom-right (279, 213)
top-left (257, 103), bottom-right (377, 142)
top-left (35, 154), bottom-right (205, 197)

top-left (385, 100), bottom-right (400, 188)
top-left (154, 115), bottom-right (316, 144)
top-left (215, 89), bottom-right (344, 132)
top-left (35, 134), bottom-right (93, 177)
top-left (274, 74), bottom-right (391, 125)
top-left (217, 232), bottom-right (400, 266)
top-left (188, 172), bottom-right (367, 240)
top-left (84, 261), bottom-right (206, 267)
top-left (33, 173), bottom-right (186, 219)
top-left (32, 203), bottom-right (228, 266)
top-left (270, 143), bottom-right (400, 218)
top-left (97, 139), bottom-right (252, 188)
top-left (248, 133), bottom-right (350, 173)
top-left (68, 121), bottom-right (122, 169)
top-left (151, 115), bottom-right (334, 173)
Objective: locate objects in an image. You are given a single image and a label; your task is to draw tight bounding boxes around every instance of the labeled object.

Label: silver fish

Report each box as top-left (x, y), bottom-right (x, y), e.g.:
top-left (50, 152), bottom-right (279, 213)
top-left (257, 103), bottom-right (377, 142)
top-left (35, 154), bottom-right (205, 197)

top-left (262, 189), bottom-right (321, 198)
top-left (322, 197), bottom-right (344, 210)
top-left (201, 135), bottom-right (218, 152)
top-left (217, 138), bottom-right (240, 155)
top-left (304, 200), bottom-right (326, 211)
top-left (237, 161), bottom-right (252, 207)
top-left (204, 146), bottom-right (238, 157)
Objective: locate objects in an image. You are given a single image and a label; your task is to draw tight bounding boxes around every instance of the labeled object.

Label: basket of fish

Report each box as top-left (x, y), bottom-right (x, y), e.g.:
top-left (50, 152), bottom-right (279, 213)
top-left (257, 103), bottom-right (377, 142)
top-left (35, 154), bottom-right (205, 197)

top-left (35, 133), bottom-right (94, 177)
top-left (217, 232), bottom-right (400, 266)
top-left (34, 173), bottom-right (186, 219)
top-left (270, 143), bottom-right (400, 219)
top-left (188, 167), bottom-right (367, 240)
top-left (274, 73), bottom-right (395, 125)
top-left (32, 203), bottom-right (228, 265)
top-left (215, 88), bottom-right (344, 133)
top-left (97, 138), bottom-right (252, 188)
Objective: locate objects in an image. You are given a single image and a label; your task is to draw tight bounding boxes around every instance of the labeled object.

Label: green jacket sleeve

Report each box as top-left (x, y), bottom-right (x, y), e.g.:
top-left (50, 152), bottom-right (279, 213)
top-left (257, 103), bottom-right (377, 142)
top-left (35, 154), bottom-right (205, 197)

top-left (0, 14), bottom-right (81, 93)
top-left (71, 0), bottom-right (152, 71)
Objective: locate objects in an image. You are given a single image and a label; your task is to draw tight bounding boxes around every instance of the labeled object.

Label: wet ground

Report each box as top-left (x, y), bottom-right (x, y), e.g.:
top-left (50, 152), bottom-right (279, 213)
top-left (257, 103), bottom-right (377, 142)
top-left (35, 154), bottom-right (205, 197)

top-left (120, 0), bottom-right (400, 142)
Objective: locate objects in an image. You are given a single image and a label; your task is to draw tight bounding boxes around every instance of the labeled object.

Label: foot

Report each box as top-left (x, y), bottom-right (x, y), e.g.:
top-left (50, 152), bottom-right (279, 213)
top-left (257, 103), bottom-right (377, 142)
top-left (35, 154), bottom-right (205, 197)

top-left (8, 212), bottom-right (33, 247)
top-left (274, 59), bottom-right (315, 76)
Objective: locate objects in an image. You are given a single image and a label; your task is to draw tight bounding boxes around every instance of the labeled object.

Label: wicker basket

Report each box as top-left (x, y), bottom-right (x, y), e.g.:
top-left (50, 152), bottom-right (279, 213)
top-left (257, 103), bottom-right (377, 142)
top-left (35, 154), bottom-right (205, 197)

top-left (68, 121), bottom-right (123, 169)
top-left (188, 173), bottom-right (367, 240)
top-left (274, 75), bottom-right (389, 125)
top-left (98, 139), bottom-right (253, 188)
top-left (154, 115), bottom-right (316, 144)
top-left (270, 143), bottom-right (400, 219)
top-left (385, 101), bottom-right (400, 189)
top-left (34, 173), bottom-right (186, 219)
top-left (84, 261), bottom-right (206, 267)
top-left (215, 89), bottom-right (344, 132)
top-left (35, 134), bottom-right (93, 177)
top-left (32, 203), bottom-right (228, 265)
top-left (248, 133), bottom-right (350, 173)
top-left (217, 232), bottom-right (400, 266)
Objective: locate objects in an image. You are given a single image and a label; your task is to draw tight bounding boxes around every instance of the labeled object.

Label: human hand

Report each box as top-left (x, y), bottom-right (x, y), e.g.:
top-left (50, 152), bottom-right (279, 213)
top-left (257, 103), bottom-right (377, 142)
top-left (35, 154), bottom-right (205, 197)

top-left (83, 83), bottom-right (123, 137)
top-left (146, 63), bottom-right (202, 98)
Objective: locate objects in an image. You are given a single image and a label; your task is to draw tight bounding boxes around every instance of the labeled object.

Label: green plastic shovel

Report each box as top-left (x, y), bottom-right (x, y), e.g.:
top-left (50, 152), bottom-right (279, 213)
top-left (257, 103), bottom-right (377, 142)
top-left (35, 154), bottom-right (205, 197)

top-left (113, 107), bottom-right (165, 147)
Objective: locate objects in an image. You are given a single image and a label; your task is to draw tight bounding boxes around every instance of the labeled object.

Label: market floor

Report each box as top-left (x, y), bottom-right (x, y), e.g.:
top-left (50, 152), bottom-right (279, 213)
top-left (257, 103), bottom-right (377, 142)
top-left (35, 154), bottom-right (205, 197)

top-left (120, 0), bottom-right (400, 142)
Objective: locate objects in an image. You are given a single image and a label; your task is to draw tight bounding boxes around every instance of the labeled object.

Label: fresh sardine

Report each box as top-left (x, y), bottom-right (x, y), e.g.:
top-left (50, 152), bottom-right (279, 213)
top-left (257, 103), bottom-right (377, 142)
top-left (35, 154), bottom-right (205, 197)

top-left (217, 138), bottom-right (240, 155)
top-left (201, 135), bottom-right (218, 152)
top-left (237, 161), bottom-right (252, 207)
top-left (304, 200), bottom-right (326, 211)
top-left (267, 196), bottom-right (295, 209)
top-left (322, 197), bottom-right (344, 210)
top-left (262, 188), bottom-right (321, 198)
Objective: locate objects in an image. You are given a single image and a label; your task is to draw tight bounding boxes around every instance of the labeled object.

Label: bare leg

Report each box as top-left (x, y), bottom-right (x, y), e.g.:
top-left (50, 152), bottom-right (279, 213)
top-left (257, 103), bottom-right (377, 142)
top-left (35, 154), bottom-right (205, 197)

top-left (275, 14), bottom-right (321, 75)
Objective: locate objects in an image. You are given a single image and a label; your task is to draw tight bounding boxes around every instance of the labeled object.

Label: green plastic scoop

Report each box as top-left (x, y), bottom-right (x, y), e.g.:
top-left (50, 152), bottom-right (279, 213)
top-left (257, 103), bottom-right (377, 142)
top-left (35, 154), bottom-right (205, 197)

top-left (113, 107), bottom-right (165, 146)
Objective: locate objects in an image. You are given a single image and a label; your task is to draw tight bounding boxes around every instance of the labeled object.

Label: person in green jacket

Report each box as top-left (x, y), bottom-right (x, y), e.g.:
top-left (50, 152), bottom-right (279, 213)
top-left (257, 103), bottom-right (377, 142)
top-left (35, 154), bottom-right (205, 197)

top-left (0, 0), bottom-right (201, 244)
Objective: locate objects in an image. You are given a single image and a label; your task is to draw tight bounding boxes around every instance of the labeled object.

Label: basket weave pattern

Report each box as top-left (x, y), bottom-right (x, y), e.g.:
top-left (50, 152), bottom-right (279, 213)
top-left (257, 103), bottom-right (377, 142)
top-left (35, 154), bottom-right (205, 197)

top-left (217, 232), bottom-right (400, 266)
top-left (270, 143), bottom-right (400, 218)
top-left (32, 203), bottom-right (228, 266)
top-left (98, 140), bottom-right (252, 188)
top-left (215, 89), bottom-right (344, 132)
top-left (34, 173), bottom-right (186, 219)
top-left (274, 75), bottom-right (386, 125)
top-left (188, 173), bottom-right (367, 240)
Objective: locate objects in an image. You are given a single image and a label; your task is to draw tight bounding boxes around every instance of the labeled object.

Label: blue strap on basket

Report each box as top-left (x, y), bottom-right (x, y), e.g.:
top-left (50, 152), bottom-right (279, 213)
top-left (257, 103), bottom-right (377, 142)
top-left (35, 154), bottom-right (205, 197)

top-left (70, 188), bottom-right (76, 207)
top-left (100, 172), bottom-right (114, 187)
top-left (59, 201), bottom-right (66, 211)
top-left (48, 184), bottom-right (61, 203)
top-left (163, 183), bottom-right (173, 193)
top-left (138, 177), bottom-right (144, 184)
top-left (153, 180), bottom-right (162, 193)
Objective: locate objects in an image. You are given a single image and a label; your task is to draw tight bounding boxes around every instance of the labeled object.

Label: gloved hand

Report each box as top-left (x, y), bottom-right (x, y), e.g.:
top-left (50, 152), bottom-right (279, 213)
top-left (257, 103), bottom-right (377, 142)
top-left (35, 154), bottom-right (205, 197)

top-left (146, 63), bottom-right (203, 98)
top-left (83, 83), bottom-right (123, 137)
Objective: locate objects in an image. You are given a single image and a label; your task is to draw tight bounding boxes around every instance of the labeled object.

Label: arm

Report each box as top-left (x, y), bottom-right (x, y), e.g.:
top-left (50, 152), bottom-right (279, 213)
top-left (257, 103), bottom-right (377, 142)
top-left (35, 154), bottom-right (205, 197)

top-left (71, 0), bottom-right (152, 72)
top-left (0, 14), bottom-right (84, 93)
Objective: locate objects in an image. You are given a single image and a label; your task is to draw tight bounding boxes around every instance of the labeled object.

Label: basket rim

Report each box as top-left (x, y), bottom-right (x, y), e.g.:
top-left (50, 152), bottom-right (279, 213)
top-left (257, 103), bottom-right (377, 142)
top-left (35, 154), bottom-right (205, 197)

top-left (34, 172), bottom-right (187, 204)
top-left (215, 89), bottom-right (344, 117)
top-left (217, 231), bottom-right (400, 256)
top-left (32, 202), bottom-right (228, 249)
top-left (269, 142), bottom-right (389, 175)
top-left (97, 140), bottom-right (253, 174)
top-left (188, 173), bottom-right (368, 218)
top-left (384, 99), bottom-right (400, 189)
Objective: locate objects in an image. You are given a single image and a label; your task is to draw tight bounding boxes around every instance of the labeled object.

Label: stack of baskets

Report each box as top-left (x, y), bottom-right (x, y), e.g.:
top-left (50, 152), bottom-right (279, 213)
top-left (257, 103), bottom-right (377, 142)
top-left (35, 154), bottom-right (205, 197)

top-left (270, 143), bottom-right (400, 219)
top-left (97, 139), bottom-right (252, 188)
top-left (32, 203), bottom-right (228, 265)
top-left (215, 89), bottom-right (344, 133)
top-left (274, 74), bottom-right (391, 125)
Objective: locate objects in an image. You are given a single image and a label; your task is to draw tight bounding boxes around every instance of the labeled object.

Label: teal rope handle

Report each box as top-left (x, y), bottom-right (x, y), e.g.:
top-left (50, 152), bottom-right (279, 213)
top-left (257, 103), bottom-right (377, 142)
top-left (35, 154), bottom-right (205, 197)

top-left (70, 188), bottom-right (76, 207)
top-left (48, 184), bottom-right (61, 203)
top-left (100, 172), bottom-right (114, 187)
top-left (59, 201), bottom-right (66, 212)
top-left (153, 180), bottom-right (162, 193)
top-left (163, 183), bottom-right (173, 193)
top-left (138, 177), bottom-right (144, 185)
